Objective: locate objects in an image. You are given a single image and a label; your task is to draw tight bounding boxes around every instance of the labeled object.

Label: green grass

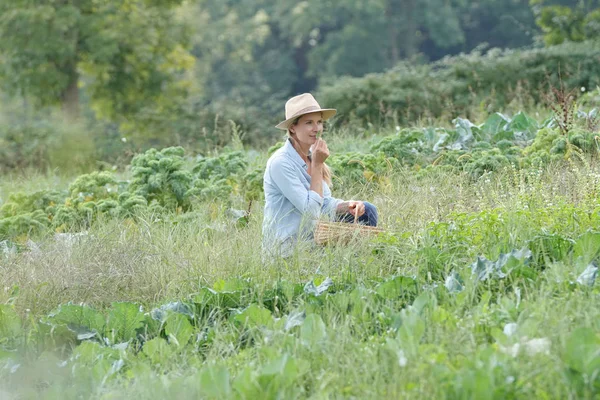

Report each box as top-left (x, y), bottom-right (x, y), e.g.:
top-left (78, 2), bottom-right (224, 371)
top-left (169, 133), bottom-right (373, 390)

top-left (3, 134), bottom-right (600, 398)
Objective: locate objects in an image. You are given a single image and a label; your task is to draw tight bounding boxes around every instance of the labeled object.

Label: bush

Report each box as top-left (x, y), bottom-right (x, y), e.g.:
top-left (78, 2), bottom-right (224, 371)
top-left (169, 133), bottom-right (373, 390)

top-left (0, 103), bottom-right (97, 173)
top-left (318, 41), bottom-right (600, 127)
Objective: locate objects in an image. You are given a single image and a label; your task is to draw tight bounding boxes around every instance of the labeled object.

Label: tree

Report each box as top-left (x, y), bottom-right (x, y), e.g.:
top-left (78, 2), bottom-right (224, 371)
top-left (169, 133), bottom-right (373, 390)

top-left (0, 0), bottom-right (194, 121)
top-left (531, 0), bottom-right (600, 45)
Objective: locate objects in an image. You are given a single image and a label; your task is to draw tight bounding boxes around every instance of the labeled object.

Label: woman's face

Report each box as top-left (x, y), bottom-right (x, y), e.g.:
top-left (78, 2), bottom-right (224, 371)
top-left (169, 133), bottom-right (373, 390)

top-left (289, 112), bottom-right (323, 147)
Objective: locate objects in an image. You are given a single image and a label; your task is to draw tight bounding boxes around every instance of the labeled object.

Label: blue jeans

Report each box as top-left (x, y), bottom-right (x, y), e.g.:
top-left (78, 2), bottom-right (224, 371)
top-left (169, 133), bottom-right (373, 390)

top-left (336, 201), bottom-right (378, 227)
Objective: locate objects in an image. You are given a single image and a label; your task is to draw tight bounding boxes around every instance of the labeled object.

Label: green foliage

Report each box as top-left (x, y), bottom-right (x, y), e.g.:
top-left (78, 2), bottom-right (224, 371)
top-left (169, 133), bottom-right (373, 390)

top-left (233, 304), bottom-right (273, 330)
top-left (532, 2), bottom-right (600, 45)
top-left (0, 190), bottom-right (62, 240)
top-left (0, 304), bottom-right (21, 341)
top-left (0, 113), bottom-right (97, 173)
top-left (68, 171), bottom-right (117, 204)
top-left (130, 147), bottom-right (193, 211)
top-left (241, 167), bottom-right (266, 203)
top-left (193, 151), bottom-right (247, 181)
top-left (11, 106), bottom-right (600, 398)
top-left (190, 151), bottom-right (247, 203)
top-left (0, 191), bottom-right (66, 219)
top-left (0, 0), bottom-right (194, 126)
top-left (369, 130), bottom-right (427, 165)
top-left (164, 313), bottom-right (194, 347)
top-left (107, 302), bottom-right (145, 344)
top-left (564, 327), bottom-right (600, 395)
top-left (49, 171), bottom-right (147, 229)
top-left (46, 304), bottom-right (106, 341)
top-left (328, 152), bottom-right (399, 186)
top-left (319, 41), bottom-right (600, 126)
top-left (522, 126), bottom-right (600, 168)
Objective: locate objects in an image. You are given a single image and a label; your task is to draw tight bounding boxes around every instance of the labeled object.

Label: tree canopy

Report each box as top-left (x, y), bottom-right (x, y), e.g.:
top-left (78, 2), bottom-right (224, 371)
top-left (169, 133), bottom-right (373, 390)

top-left (4, 0), bottom-right (600, 151)
top-left (0, 0), bottom-right (194, 121)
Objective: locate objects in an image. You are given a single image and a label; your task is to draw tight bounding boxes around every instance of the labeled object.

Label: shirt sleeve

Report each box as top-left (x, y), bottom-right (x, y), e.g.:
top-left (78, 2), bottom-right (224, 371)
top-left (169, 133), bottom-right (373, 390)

top-left (322, 182), bottom-right (344, 219)
top-left (268, 157), bottom-right (323, 219)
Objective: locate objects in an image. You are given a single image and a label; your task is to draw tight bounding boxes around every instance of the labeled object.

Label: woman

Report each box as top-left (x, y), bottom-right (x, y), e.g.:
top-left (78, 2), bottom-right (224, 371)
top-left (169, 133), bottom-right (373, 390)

top-left (262, 93), bottom-right (378, 258)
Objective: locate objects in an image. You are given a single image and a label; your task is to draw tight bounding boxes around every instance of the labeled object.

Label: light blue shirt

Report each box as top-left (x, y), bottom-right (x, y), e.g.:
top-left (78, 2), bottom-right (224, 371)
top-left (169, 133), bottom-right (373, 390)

top-left (262, 138), bottom-right (343, 258)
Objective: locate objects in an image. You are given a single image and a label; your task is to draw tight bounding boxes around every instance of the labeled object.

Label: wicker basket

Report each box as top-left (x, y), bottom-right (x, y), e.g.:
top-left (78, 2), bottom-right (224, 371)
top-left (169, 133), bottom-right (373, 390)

top-left (314, 219), bottom-right (384, 246)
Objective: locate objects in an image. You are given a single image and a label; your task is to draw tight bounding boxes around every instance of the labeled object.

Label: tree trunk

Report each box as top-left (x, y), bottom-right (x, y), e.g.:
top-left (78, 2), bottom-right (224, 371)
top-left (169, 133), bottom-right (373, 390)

top-left (61, 70), bottom-right (80, 120)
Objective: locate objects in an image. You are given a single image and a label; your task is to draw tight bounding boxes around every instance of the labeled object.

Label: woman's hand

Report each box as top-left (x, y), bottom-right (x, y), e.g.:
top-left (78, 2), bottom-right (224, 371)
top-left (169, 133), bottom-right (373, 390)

top-left (311, 138), bottom-right (329, 165)
top-left (337, 200), bottom-right (366, 217)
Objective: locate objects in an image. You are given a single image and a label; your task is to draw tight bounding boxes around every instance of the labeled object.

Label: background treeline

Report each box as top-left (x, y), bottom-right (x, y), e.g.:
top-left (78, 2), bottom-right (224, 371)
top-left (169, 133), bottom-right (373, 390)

top-left (1, 0), bottom-right (600, 172)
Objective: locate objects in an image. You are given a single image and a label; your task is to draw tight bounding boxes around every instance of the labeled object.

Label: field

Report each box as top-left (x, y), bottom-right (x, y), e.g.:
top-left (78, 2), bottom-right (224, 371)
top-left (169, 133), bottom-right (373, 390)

top-left (3, 104), bottom-right (600, 399)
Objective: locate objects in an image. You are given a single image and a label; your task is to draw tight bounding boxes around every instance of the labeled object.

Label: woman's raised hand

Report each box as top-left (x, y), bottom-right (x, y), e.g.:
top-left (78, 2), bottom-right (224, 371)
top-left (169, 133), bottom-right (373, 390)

top-left (312, 138), bottom-right (330, 165)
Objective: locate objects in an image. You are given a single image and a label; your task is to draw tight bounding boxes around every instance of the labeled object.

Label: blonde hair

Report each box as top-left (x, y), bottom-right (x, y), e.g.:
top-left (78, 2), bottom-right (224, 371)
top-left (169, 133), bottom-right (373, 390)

top-left (287, 117), bottom-right (332, 186)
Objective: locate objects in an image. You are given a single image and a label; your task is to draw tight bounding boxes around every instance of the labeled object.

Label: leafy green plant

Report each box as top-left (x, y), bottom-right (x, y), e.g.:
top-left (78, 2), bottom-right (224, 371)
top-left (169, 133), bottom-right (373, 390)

top-left (328, 151), bottom-right (399, 186)
top-left (129, 147), bottom-right (193, 211)
top-left (319, 41), bottom-right (600, 127)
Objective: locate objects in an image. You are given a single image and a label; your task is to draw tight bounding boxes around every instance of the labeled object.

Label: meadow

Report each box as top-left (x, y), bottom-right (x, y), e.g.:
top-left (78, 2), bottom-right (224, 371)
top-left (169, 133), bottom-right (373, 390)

top-left (3, 99), bottom-right (600, 399)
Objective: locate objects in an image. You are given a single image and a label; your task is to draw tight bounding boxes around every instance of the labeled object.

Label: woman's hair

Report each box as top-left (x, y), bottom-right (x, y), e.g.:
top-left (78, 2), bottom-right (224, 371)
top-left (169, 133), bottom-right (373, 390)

top-left (287, 116), bottom-right (332, 186)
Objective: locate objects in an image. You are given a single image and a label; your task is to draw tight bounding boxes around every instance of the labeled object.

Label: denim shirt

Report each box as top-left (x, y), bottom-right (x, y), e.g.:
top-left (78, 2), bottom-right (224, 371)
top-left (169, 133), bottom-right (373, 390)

top-left (262, 138), bottom-right (343, 258)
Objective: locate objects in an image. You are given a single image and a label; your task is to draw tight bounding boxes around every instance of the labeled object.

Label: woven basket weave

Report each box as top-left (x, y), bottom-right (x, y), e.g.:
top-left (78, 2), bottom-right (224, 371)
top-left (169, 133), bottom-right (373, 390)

top-left (314, 219), bottom-right (384, 245)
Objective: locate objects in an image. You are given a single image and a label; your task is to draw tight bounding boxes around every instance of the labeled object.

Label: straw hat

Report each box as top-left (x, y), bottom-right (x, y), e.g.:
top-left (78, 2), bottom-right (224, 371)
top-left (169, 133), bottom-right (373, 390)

top-left (275, 93), bottom-right (337, 130)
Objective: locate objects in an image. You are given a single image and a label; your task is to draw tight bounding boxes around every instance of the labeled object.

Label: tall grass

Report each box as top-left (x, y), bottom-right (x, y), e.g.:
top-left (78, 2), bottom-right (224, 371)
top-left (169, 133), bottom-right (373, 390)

top-left (3, 137), bottom-right (600, 399)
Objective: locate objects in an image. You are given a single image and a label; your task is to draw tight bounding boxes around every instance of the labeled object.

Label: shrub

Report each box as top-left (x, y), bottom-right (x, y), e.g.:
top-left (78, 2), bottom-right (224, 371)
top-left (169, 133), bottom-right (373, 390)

top-left (318, 41), bottom-right (600, 127)
top-left (0, 105), bottom-right (97, 173)
top-left (129, 147), bottom-right (194, 211)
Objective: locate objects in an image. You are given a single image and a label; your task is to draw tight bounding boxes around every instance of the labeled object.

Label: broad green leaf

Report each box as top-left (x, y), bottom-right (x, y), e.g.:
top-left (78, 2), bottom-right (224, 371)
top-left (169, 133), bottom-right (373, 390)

top-left (480, 113), bottom-right (510, 135)
top-left (577, 263), bottom-right (598, 286)
top-left (150, 301), bottom-right (194, 323)
top-left (0, 304), bottom-right (21, 338)
top-left (259, 353), bottom-right (308, 388)
top-left (411, 292), bottom-right (436, 314)
top-left (303, 277), bottom-right (333, 296)
top-left (233, 304), bottom-right (272, 329)
top-left (232, 367), bottom-right (255, 397)
top-left (470, 256), bottom-right (497, 281)
top-left (143, 337), bottom-right (173, 364)
top-left (107, 302), bottom-right (145, 344)
top-left (300, 314), bottom-right (326, 347)
top-left (453, 117), bottom-right (475, 144)
top-left (573, 231), bottom-right (600, 265)
top-left (492, 130), bottom-right (515, 142)
top-left (192, 287), bottom-right (241, 309)
top-left (199, 365), bottom-right (231, 398)
top-left (164, 313), bottom-right (194, 347)
top-left (47, 304), bottom-right (105, 340)
top-left (72, 341), bottom-right (120, 365)
top-left (565, 327), bottom-right (600, 376)
top-left (375, 276), bottom-right (418, 299)
top-left (496, 248), bottom-right (532, 275)
top-left (396, 310), bottom-right (425, 352)
top-left (260, 353), bottom-right (288, 375)
top-left (71, 341), bottom-right (123, 383)
top-left (284, 310), bottom-right (306, 331)
top-left (444, 271), bottom-right (463, 293)
top-left (508, 111), bottom-right (538, 138)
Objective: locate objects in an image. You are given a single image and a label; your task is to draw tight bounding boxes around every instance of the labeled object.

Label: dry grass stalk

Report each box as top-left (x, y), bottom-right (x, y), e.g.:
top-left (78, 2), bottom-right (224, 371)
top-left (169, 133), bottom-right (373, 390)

top-left (545, 81), bottom-right (577, 137)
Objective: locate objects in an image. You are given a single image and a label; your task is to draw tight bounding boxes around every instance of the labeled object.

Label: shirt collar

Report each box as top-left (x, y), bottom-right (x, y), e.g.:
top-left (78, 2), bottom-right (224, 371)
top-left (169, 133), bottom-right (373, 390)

top-left (283, 138), bottom-right (309, 169)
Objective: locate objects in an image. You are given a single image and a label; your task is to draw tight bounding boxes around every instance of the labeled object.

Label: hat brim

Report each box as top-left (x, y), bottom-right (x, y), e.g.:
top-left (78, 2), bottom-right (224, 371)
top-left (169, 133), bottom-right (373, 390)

top-left (275, 109), bottom-right (337, 130)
